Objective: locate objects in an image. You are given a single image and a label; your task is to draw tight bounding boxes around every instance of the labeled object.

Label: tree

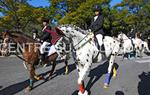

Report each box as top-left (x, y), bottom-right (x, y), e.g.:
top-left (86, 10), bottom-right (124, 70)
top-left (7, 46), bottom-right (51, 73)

top-left (59, 0), bottom-right (111, 29)
top-left (47, 0), bottom-right (86, 25)
top-left (0, 0), bottom-right (49, 34)
top-left (114, 0), bottom-right (150, 33)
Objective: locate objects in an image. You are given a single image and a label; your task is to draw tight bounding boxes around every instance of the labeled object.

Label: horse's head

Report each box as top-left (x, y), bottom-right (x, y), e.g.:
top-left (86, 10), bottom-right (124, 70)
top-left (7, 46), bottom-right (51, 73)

top-left (117, 33), bottom-right (129, 44)
top-left (118, 33), bottom-right (128, 40)
top-left (57, 25), bottom-right (74, 38)
top-left (0, 31), bottom-right (12, 56)
top-left (58, 25), bottom-right (91, 45)
top-left (0, 31), bottom-right (37, 56)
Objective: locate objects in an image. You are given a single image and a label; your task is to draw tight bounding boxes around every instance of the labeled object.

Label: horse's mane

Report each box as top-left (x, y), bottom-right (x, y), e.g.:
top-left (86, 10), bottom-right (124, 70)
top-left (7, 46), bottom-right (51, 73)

top-left (60, 24), bottom-right (88, 34)
top-left (11, 31), bottom-right (37, 42)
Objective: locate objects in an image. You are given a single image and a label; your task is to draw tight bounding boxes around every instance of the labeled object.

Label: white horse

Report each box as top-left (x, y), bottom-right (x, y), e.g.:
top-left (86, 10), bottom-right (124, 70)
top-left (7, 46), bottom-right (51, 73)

top-left (117, 33), bottom-right (134, 55)
top-left (134, 39), bottom-right (150, 57)
top-left (57, 25), bottom-right (120, 95)
top-left (141, 40), bottom-right (150, 53)
top-left (117, 32), bottom-right (150, 58)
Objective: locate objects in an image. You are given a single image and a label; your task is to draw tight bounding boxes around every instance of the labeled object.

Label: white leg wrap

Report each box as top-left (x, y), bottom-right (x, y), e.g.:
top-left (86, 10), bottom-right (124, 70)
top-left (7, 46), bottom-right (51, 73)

top-left (78, 90), bottom-right (88, 95)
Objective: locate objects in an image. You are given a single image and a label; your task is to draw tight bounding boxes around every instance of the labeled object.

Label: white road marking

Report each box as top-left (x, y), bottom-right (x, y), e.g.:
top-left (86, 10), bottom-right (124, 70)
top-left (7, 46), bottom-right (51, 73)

top-left (135, 59), bottom-right (150, 63)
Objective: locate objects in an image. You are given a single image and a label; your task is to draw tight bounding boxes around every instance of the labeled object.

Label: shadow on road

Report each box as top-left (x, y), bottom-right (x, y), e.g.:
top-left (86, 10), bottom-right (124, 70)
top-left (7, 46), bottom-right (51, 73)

top-left (115, 91), bottom-right (124, 95)
top-left (138, 72), bottom-right (150, 95)
top-left (45, 59), bottom-right (76, 76)
top-left (71, 61), bottom-right (119, 95)
top-left (86, 61), bottom-right (109, 91)
top-left (33, 63), bottom-right (76, 90)
top-left (51, 63), bottom-right (76, 79)
top-left (86, 61), bottom-right (119, 93)
top-left (0, 80), bottom-right (28, 95)
top-left (71, 90), bottom-right (78, 95)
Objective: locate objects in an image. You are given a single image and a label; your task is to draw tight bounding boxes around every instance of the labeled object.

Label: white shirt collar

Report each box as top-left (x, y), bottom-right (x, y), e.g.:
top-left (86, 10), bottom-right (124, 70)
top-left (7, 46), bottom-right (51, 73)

top-left (94, 16), bottom-right (98, 21)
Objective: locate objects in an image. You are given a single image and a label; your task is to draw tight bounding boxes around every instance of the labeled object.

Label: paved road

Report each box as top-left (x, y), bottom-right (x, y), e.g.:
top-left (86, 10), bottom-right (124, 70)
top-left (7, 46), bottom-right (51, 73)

top-left (0, 55), bottom-right (150, 95)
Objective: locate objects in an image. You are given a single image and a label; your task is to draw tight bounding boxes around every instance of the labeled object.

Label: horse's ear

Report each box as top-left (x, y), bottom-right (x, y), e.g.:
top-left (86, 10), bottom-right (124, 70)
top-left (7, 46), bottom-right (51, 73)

top-left (55, 27), bottom-right (65, 36)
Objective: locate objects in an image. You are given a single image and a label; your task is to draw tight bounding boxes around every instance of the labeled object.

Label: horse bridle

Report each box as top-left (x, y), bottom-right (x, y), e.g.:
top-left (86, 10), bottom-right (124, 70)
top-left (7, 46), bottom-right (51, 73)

top-left (2, 35), bottom-right (35, 65)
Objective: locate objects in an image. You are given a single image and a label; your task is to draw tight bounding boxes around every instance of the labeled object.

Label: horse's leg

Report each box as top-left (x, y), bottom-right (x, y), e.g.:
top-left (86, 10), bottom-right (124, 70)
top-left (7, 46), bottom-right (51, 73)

top-left (48, 61), bottom-right (56, 79)
top-left (33, 66), bottom-right (44, 81)
top-left (64, 59), bottom-right (69, 75)
top-left (25, 63), bottom-right (35, 92)
top-left (23, 62), bottom-right (42, 80)
top-left (23, 61), bottom-right (28, 70)
top-left (77, 64), bottom-right (89, 95)
top-left (104, 54), bottom-right (115, 88)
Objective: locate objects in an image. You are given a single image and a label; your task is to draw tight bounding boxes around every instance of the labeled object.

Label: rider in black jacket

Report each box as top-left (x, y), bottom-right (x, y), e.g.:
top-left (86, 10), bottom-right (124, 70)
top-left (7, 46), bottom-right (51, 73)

top-left (32, 28), bottom-right (39, 39)
top-left (38, 18), bottom-right (52, 63)
top-left (89, 4), bottom-right (104, 51)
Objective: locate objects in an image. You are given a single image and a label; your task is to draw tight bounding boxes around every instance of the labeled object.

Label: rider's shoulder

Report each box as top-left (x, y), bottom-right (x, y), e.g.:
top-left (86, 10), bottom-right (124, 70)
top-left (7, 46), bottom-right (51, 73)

top-left (46, 25), bottom-right (52, 30)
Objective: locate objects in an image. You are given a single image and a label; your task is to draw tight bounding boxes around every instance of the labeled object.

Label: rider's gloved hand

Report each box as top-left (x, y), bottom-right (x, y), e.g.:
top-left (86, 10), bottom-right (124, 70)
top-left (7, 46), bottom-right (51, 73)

top-left (88, 29), bottom-right (92, 32)
top-left (36, 38), bottom-right (43, 43)
top-left (36, 38), bottom-right (40, 41)
top-left (88, 31), bottom-right (94, 39)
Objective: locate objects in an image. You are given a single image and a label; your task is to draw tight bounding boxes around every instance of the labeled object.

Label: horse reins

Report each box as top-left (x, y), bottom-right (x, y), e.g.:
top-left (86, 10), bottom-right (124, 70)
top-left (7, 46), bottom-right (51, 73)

top-left (74, 32), bottom-right (94, 50)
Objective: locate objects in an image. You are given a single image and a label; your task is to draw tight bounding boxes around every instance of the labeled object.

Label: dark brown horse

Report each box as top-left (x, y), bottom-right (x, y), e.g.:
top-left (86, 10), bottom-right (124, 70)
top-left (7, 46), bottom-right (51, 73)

top-left (1, 31), bottom-right (70, 92)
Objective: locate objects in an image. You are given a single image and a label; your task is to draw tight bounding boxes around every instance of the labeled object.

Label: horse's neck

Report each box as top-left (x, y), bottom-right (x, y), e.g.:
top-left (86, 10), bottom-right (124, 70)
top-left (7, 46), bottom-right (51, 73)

top-left (12, 34), bottom-right (36, 43)
top-left (122, 34), bottom-right (129, 40)
top-left (70, 30), bottom-right (86, 46)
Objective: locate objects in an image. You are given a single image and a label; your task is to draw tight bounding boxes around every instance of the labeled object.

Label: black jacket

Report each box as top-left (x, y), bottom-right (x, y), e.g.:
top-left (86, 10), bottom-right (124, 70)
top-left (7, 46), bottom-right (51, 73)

top-left (89, 14), bottom-right (104, 35)
top-left (127, 31), bottom-right (135, 38)
top-left (40, 26), bottom-right (52, 42)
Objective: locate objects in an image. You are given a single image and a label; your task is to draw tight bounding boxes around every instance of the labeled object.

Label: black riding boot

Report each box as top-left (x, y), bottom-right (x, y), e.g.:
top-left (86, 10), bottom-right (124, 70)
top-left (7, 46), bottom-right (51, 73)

top-left (39, 54), bottom-right (45, 65)
top-left (101, 44), bottom-right (105, 51)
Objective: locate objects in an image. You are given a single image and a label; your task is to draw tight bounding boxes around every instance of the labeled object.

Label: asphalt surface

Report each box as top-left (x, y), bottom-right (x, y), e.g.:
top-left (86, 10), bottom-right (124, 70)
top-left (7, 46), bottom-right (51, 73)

top-left (0, 55), bottom-right (150, 95)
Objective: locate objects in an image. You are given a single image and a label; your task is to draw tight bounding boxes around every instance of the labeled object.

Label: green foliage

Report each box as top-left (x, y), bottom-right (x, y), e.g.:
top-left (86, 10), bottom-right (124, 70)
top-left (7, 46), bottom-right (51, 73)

top-left (59, 0), bottom-right (110, 29)
top-left (114, 0), bottom-right (150, 34)
top-left (0, 0), bottom-right (48, 34)
top-left (0, 0), bottom-right (150, 37)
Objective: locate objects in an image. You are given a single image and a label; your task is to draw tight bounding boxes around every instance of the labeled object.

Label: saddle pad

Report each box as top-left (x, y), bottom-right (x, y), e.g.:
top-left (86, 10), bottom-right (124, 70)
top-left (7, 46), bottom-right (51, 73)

top-left (48, 45), bottom-right (57, 56)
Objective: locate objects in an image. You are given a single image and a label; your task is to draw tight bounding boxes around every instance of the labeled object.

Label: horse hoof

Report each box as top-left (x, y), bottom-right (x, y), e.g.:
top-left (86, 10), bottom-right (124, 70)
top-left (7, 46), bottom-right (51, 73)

top-left (103, 84), bottom-right (109, 89)
top-left (25, 86), bottom-right (32, 93)
top-left (65, 67), bottom-right (69, 75)
top-left (113, 74), bottom-right (117, 79)
top-left (78, 90), bottom-right (88, 95)
top-left (64, 72), bottom-right (68, 75)
top-left (34, 75), bottom-right (44, 81)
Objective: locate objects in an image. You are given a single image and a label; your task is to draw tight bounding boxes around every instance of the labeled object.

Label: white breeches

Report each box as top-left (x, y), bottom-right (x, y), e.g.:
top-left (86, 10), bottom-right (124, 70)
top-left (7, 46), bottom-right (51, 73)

top-left (40, 42), bottom-right (56, 56)
top-left (96, 34), bottom-right (103, 46)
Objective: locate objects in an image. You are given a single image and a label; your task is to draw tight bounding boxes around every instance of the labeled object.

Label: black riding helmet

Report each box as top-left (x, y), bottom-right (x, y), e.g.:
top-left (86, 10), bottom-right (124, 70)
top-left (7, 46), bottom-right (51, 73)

top-left (32, 28), bottom-right (38, 33)
top-left (3, 29), bottom-right (9, 32)
top-left (42, 18), bottom-right (50, 23)
top-left (93, 4), bottom-right (102, 12)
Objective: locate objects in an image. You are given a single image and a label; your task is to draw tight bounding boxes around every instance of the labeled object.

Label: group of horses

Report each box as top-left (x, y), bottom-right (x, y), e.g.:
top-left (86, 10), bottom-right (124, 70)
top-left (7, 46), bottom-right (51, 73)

top-left (0, 25), bottom-right (149, 95)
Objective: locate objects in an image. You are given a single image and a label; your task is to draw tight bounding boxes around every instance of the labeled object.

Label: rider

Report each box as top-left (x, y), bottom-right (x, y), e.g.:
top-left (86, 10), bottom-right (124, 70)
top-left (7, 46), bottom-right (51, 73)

top-left (127, 29), bottom-right (135, 38)
top-left (38, 18), bottom-right (52, 63)
top-left (38, 18), bottom-right (62, 63)
top-left (32, 28), bottom-right (39, 39)
top-left (89, 4), bottom-right (104, 51)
